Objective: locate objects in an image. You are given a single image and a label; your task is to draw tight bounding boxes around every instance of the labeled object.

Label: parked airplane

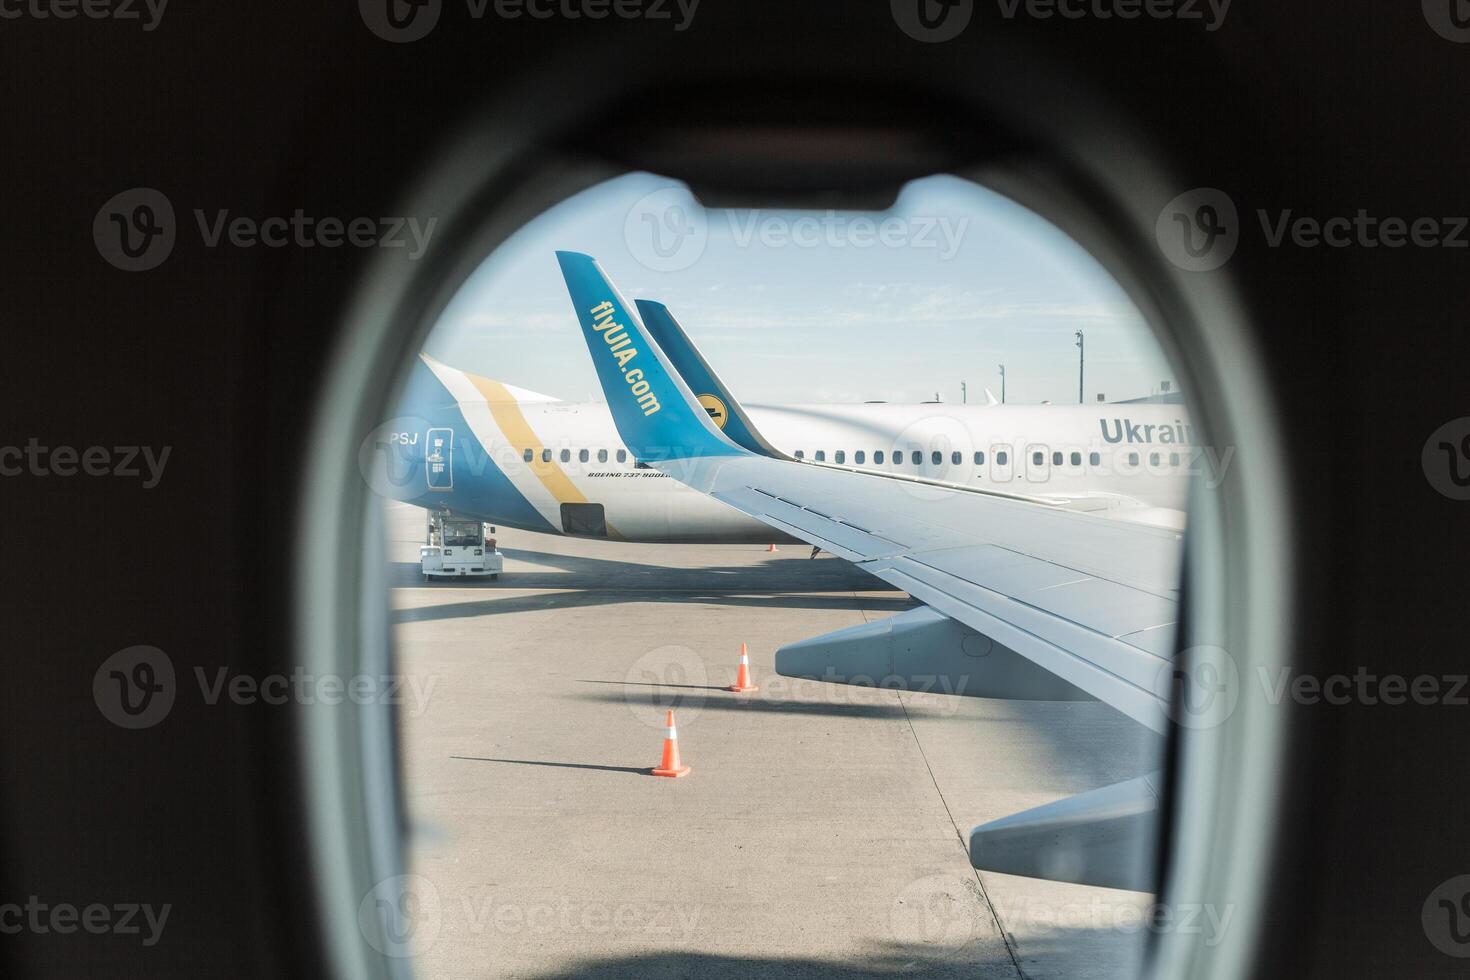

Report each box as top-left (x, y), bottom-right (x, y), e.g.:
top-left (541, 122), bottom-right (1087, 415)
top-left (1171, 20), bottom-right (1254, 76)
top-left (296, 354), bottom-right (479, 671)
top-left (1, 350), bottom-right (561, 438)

top-left (375, 314), bottom-right (1204, 544)
top-left (555, 249), bottom-right (1192, 894)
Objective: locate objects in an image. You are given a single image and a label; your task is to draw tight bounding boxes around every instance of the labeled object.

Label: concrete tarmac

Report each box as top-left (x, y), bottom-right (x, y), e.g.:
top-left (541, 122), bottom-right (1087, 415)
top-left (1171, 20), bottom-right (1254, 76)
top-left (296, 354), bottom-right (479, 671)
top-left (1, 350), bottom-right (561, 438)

top-left (388, 502), bottom-right (1164, 979)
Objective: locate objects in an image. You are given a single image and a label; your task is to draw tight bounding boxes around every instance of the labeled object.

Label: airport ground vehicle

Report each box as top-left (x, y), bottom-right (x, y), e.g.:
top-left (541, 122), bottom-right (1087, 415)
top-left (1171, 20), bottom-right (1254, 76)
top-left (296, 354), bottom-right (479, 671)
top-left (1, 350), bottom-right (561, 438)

top-left (419, 511), bottom-right (502, 581)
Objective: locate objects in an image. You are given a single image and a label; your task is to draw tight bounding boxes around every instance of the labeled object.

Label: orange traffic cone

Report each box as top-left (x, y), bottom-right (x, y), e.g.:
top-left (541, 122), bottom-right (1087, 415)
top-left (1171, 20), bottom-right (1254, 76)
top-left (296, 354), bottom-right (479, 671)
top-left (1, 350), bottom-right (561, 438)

top-left (767, 543), bottom-right (779, 552)
top-left (727, 642), bottom-right (759, 693)
top-left (651, 709), bottom-right (691, 778)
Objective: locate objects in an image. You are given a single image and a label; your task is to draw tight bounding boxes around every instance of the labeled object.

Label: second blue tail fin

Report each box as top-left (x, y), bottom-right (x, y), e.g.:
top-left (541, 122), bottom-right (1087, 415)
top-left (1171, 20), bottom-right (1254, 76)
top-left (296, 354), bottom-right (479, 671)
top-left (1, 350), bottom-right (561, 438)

top-left (634, 299), bottom-right (791, 460)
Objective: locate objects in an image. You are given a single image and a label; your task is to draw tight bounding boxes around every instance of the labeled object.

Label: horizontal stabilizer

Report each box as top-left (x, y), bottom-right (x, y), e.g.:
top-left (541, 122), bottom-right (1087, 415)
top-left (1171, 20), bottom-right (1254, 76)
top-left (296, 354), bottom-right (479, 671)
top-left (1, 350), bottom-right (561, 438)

top-left (969, 772), bottom-right (1162, 892)
top-left (775, 606), bottom-right (1094, 702)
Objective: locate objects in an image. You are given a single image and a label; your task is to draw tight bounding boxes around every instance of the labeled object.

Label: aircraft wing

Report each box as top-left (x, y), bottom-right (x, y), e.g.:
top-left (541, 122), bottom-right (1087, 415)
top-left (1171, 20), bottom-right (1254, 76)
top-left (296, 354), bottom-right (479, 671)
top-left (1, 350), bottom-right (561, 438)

top-left (556, 251), bottom-right (1183, 735)
top-left (663, 456), bottom-right (1179, 731)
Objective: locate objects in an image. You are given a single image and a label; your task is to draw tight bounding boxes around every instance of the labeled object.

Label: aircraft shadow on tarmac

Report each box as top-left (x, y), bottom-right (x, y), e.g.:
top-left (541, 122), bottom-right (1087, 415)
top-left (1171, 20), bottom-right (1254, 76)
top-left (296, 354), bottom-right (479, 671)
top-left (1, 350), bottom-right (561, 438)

top-left (449, 756), bottom-right (648, 776)
top-left (569, 689), bottom-right (912, 721)
top-left (390, 571), bottom-right (919, 626)
top-left (387, 544), bottom-right (895, 592)
top-left (576, 678), bottom-right (731, 693)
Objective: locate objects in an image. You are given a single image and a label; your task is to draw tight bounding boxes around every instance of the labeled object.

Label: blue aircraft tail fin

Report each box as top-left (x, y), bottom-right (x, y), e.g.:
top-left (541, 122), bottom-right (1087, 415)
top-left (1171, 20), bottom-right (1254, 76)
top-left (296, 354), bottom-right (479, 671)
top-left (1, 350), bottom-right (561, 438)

top-left (554, 251), bottom-right (744, 462)
top-left (634, 299), bottom-right (791, 460)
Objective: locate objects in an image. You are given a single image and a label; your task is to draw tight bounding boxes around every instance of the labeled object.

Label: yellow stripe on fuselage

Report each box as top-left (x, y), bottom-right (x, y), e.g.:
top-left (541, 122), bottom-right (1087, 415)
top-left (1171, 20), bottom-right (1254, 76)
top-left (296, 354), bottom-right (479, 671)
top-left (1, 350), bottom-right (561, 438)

top-left (463, 373), bottom-right (623, 540)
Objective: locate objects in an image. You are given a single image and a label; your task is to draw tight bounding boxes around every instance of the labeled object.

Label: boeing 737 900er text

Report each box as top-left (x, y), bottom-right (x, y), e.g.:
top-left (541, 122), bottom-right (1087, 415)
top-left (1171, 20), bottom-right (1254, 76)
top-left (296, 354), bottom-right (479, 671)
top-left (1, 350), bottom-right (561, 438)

top-left (375, 304), bottom-right (1205, 543)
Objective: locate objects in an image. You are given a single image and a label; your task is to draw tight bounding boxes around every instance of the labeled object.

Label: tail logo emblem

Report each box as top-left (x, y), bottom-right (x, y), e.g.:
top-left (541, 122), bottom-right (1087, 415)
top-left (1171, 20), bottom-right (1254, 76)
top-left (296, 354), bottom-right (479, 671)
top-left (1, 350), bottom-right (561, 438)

top-left (697, 394), bottom-right (728, 429)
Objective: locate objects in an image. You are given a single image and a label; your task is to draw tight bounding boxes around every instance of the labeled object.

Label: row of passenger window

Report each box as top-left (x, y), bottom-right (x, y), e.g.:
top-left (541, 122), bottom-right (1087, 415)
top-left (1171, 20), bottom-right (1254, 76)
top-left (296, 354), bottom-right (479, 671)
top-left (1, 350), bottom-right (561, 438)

top-left (793, 449), bottom-right (1189, 468)
top-left (521, 446), bottom-right (1189, 470)
top-left (795, 449), bottom-right (1014, 466)
top-left (523, 447), bottom-right (628, 464)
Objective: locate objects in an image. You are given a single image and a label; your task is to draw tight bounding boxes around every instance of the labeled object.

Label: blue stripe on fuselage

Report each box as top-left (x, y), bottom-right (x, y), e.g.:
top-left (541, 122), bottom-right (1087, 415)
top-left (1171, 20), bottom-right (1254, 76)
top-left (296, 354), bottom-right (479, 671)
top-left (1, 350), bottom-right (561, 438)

top-left (378, 358), bottom-right (555, 532)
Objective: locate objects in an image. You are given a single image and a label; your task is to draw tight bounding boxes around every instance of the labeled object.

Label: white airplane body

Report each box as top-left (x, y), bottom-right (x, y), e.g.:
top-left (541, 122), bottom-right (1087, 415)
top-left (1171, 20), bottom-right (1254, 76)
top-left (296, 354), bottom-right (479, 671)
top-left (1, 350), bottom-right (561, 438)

top-left (394, 352), bottom-right (1195, 543)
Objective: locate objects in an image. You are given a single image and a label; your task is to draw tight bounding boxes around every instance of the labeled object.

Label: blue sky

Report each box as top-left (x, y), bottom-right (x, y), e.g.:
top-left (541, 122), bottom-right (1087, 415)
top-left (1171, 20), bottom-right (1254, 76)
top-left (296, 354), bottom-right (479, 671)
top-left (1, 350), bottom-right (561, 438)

top-left (425, 172), bottom-right (1174, 405)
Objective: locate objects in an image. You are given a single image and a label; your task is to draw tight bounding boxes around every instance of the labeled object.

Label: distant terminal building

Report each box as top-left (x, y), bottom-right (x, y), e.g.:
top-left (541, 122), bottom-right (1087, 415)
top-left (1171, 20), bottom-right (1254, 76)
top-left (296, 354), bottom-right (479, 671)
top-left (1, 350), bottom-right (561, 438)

top-left (1102, 381), bottom-right (1185, 405)
top-left (1111, 391), bottom-right (1186, 405)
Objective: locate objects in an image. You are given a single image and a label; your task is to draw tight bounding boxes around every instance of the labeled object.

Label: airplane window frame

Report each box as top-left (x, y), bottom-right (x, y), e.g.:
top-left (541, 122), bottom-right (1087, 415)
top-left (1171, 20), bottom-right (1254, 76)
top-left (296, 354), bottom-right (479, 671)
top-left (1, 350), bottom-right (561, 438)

top-left (296, 127), bottom-right (1291, 980)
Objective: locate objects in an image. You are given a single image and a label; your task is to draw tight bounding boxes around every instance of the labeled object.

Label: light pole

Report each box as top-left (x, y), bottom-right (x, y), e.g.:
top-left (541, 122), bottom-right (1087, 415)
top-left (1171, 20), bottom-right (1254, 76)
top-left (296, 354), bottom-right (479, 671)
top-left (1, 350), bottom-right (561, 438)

top-left (961, 381), bottom-right (967, 404)
top-left (1074, 330), bottom-right (1085, 404)
top-left (998, 364), bottom-right (1006, 404)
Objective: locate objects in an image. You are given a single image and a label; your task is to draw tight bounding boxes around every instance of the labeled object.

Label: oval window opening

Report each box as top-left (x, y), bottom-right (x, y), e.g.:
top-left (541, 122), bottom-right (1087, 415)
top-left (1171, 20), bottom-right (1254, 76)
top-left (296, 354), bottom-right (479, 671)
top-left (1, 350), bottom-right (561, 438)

top-left (365, 172), bottom-right (1200, 978)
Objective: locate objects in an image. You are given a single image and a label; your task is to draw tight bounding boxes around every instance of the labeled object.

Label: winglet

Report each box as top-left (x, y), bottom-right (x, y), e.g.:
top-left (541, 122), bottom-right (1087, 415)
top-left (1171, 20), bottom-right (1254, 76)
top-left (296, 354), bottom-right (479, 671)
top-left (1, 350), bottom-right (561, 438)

top-left (634, 299), bottom-right (791, 460)
top-left (555, 252), bottom-right (744, 462)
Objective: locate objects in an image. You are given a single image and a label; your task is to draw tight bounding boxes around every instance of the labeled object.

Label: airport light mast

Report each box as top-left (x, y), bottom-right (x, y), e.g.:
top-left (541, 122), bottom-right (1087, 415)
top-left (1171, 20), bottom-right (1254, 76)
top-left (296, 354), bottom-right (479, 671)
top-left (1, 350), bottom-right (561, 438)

top-left (961, 381), bottom-right (967, 404)
top-left (998, 364), bottom-right (1006, 404)
top-left (1074, 330), bottom-right (1085, 404)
